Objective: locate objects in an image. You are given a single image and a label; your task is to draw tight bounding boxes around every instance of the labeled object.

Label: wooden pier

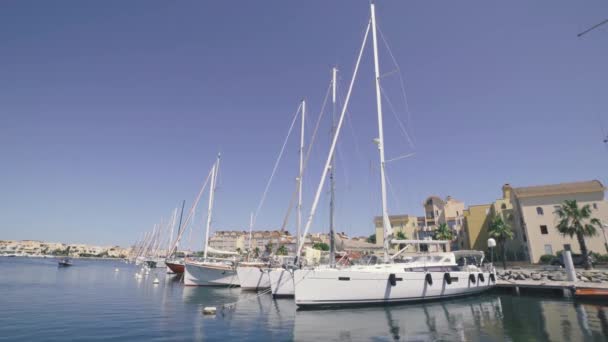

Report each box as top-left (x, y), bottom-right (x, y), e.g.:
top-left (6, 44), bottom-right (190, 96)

top-left (495, 279), bottom-right (608, 299)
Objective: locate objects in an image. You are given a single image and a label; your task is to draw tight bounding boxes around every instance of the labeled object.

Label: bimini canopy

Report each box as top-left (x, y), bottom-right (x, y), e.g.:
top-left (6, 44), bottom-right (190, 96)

top-left (205, 246), bottom-right (239, 256)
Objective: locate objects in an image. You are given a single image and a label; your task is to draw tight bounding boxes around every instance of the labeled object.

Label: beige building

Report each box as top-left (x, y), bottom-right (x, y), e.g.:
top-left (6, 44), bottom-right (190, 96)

top-left (462, 204), bottom-right (492, 251)
top-left (508, 180), bottom-right (608, 263)
top-left (374, 214), bottom-right (420, 251)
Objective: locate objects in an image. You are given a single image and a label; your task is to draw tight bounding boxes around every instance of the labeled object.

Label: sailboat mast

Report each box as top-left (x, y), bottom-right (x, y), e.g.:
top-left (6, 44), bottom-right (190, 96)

top-left (370, 2), bottom-right (393, 263)
top-left (248, 212), bottom-right (253, 261)
top-left (329, 67), bottom-right (337, 268)
top-left (174, 200), bottom-right (185, 256)
top-left (297, 100), bottom-right (305, 253)
top-left (203, 155), bottom-right (220, 260)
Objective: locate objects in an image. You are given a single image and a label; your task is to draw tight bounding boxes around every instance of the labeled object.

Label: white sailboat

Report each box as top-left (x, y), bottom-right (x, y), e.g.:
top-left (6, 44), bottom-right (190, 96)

top-left (184, 155), bottom-right (241, 286)
top-left (293, 2), bottom-right (495, 307)
top-left (268, 67), bottom-right (341, 297)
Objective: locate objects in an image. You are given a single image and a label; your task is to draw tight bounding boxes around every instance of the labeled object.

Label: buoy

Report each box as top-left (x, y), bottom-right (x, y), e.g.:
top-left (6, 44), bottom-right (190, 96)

top-left (202, 306), bottom-right (217, 315)
top-left (153, 278), bottom-right (159, 284)
top-left (115, 268), bottom-right (119, 272)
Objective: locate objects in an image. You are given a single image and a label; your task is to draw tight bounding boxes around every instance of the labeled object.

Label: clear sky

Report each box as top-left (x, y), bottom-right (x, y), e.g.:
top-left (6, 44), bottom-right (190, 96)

top-left (1, 1), bottom-right (608, 247)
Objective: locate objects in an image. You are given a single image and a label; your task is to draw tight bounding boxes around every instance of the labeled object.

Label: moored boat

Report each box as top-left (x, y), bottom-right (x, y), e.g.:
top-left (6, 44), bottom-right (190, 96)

top-left (58, 258), bottom-right (72, 267)
top-left (184, 259), bottom-right (239, 286)
top-left (165, 258), bottom-right (185, 274)
top-left (294, 250), bottom-right (495, 307)
top-left (236, 261), bottom-right (270, 290)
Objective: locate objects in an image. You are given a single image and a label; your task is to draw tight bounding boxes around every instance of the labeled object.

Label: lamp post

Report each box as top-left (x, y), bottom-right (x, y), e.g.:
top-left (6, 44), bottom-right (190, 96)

top-left (488, 238), bottom-right (497, 265)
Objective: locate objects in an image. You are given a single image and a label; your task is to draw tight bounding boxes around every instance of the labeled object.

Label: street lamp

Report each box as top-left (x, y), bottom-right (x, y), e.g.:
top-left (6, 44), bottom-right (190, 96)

top-left (488, 238), bottom-right (497, 265)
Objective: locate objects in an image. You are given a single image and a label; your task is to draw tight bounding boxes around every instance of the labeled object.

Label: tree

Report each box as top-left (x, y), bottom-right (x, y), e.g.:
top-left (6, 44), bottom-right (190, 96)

top-left (276, 245), bottom-right (288, 256)
top-left (366, 234), bottom-right (376, 244)
top-left (312, 242), bottom-right (330, 251)
top-left (253, 247), bottom-right (260, 258)
top-left (264, 242), bottom-right (274, 254)
top-left (396, 231), bottom-right (408, 250)
top-left (236, 248), bottom-right (242, 255)
top-left (488, 215), bottom-right (514, 270)
top-left (433, 223), bottom-right (453, 252)
top-left (555, 200), bottom-right (601, 270)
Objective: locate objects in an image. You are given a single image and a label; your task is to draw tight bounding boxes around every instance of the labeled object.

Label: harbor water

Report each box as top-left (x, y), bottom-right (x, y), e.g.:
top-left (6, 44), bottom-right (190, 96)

top-left (1, 258), bottom-right (607, 341)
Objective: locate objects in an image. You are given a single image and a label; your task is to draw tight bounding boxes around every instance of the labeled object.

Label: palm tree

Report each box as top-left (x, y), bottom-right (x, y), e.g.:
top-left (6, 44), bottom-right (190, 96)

top-left (396, 231), bottom-right (408, 250)
top-left (253, 247), bottom-right (260, 258)
top-left (433, 223), bottom-right (453, 252)
top-left (488, 215), bottom-right (513, 270)
top-left (276, 245), bottom-right (288, 256)
top-left (555, 200), bottom-right (601, 270)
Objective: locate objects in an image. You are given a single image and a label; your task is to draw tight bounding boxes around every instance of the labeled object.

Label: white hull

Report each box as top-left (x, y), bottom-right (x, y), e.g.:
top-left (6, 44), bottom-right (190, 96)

top-left (184, 261), bottom-right (240, 287)
top-left (268, 268), bottom-right (295, 297)
top-left (236, 266), bottom-right (270, 290)
top-left (294, 266), bottom-right (495, 307)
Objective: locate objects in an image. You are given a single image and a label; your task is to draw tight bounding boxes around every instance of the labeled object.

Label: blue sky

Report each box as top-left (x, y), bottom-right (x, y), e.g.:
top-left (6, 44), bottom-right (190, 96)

top-left (1, 1), bottom-right (608, 247)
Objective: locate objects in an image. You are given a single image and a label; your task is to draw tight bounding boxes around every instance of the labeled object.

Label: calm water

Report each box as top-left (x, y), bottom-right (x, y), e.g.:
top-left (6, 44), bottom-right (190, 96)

top-left (1, 258), bottom-right (607, 341)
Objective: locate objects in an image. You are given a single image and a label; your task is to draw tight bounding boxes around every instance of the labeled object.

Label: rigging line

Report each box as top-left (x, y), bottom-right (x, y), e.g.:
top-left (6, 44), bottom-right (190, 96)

top-left (385, 152), bottom-right (415, 163)
top-left (379, 83), bottom-right (415, 150)
top-left (336, 75), bottom-right (366, 167)
top-left (252, 102), bottom-right (302, 227)
top-left (168, 164), bottom-right (214, 256)
top-left (384, 168), bottom-right (403, 213)
top-left (377, 23), bottom-right (416, 148)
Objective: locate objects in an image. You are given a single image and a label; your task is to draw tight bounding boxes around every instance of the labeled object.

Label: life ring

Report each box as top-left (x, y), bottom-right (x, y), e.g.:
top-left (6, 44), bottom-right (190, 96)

top-left (444, 272), bottom-right (452, 285)
top-left (425, 273), bottom-right (433, 286)
top-left (478, 273), bottom-right (485, 283)
top-left (469, 273), bottom-right (476, 284)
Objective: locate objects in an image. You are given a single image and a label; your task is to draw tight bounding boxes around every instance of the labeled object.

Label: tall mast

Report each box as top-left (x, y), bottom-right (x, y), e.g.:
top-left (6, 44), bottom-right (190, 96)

top-left (370, 2), bottom-right (393, 263)
top-left (296, 20), bottom-right (371, 259)
top-left (248, 212), bottom-right (253, 261)
top-left (174, 200), bottom-right (185, 256)
top-left (203, 154), bottom-right (220, 260)
top-left (297, 100), bottom-right (305, 253)
top-left (329, 67), bottom-right (337, 268)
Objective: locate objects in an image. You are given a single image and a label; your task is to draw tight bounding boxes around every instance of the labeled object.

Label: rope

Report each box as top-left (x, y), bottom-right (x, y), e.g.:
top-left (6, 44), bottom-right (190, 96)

top-left (252, 103), bottom-right (302, 228)
top-left (378, 24), bottom-right (416, 148)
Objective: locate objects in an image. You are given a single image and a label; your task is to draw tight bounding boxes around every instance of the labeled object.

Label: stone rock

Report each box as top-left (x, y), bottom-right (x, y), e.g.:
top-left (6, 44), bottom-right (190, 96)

top-left (580, 276), bottom-right (590, 282)
top-left (531, 273), bottom-right (541, 281)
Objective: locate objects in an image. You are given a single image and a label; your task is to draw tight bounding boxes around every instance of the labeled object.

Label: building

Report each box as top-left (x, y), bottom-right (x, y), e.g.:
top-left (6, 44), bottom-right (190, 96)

top-left (508, 180), bottom-right (608, 263)
top-left (462, 204), bottom-right (492, 251)
top-left (374, 214), bottom-right (420, 251)
top-left (208, 230), bottom-right (293, 254)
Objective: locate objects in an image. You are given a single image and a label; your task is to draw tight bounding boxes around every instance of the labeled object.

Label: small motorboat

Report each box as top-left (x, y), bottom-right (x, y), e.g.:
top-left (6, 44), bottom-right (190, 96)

top-left (58, 258), bottom-right (73, 267)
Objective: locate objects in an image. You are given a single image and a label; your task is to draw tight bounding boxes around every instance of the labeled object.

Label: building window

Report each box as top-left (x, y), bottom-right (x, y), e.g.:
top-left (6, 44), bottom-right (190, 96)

top-left (536, 207), bottom-right (544, 215)
top-left (544, 244), bottom-right (553, 255)
top-left (540, 225), bottom-right (548, 235)
top-left (593, 203), bottom-right (598, 210)
top-left (564, 244), bottom-right (571, 251)
top-left (523, 231), bottom-right (527, 242)
top-left (456, 211), bottom-right (459, 216)
top-left (501, 203), bottom-right (506, 210)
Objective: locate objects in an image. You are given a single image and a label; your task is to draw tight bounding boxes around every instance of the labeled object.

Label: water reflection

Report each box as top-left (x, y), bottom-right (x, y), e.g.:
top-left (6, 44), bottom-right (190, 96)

top-left (293, 295), bottom-right (503, 341)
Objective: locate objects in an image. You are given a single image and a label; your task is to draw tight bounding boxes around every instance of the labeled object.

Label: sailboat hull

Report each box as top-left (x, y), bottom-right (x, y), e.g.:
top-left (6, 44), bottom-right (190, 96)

top-left (165, 261), bottom-right (184, 274)
top-left (268, 268), bottom-right (295, 297)
top-left (294, 267), bottom-right (495, 307)
top-left (184, 261), bottom-right (240, 286)
top-left (236, 266), bottom-right (270, 290)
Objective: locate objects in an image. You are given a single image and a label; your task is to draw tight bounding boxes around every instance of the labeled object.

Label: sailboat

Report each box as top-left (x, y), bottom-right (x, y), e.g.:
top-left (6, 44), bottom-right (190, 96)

top-left (166, 200), bottom-right (186, 274)
top-left (184, 155), bottom-right (241, 286)
top-left (268, 68), bottom-right (341, 297)
top-left (293, 2), bottom-right (495, 307)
